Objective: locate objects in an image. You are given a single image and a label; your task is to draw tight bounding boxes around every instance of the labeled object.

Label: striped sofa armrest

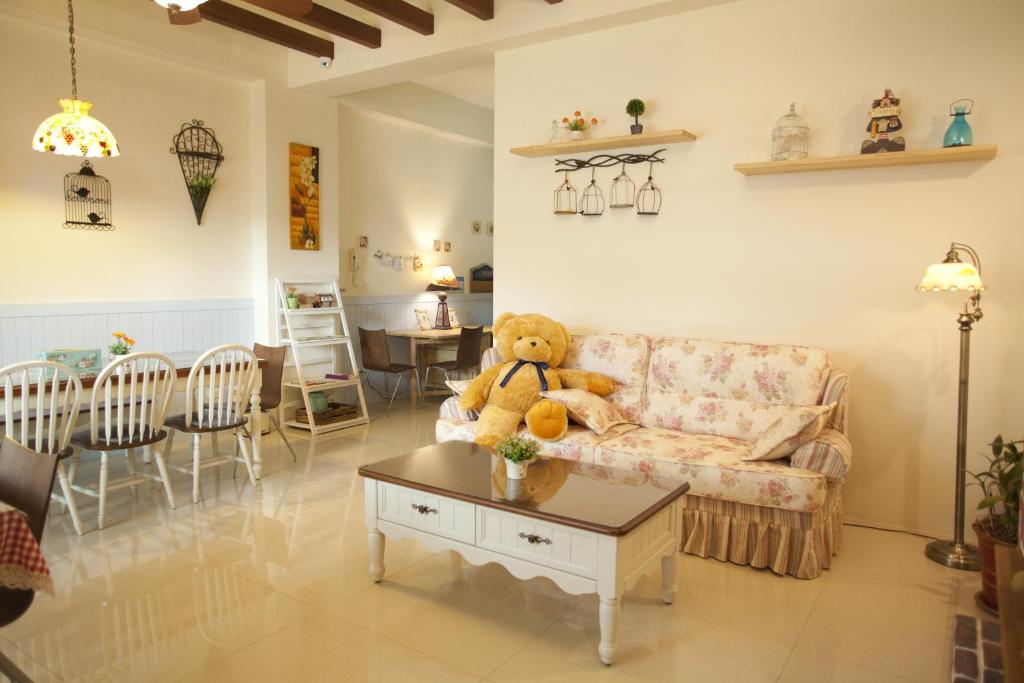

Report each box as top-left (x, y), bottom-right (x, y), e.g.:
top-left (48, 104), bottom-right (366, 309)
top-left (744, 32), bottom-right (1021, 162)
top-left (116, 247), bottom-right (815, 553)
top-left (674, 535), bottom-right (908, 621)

top-left (822, 369), bottom-right (848, 434)
top-left (437, 346), bottom-right (501, 422)
top-left (791, 428), bottom-right (852, 482)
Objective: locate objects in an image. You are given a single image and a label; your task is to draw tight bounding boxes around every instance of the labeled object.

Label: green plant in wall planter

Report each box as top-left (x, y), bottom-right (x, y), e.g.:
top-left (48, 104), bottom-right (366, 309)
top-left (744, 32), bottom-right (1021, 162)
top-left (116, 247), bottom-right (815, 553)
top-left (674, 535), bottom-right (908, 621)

top-left (970, 434), bottom-right (1023, 614)
top-left (186, 175), bottom-right (217, 225)
top-left (626, 98), bottom-right (646, 135)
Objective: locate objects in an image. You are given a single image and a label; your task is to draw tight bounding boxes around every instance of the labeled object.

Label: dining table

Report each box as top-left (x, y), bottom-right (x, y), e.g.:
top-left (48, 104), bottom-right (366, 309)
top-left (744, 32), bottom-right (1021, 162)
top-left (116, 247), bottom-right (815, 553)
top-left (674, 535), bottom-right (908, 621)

top-left (0, 351), bottom-right (268, 481)
top-left (386, 327), bottom-right (493, 406)
top-left (0, 500), bottom-right (53, 595)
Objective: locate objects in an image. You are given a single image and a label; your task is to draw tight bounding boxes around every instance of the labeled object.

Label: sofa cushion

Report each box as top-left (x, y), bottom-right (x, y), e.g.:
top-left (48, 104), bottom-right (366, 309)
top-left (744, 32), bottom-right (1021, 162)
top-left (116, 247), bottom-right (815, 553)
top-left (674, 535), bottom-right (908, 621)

top-left (643, 338), bottom-right (831, 432)
top-left (593, 427), bottom-right (827, 513)
top-left (746, 404), bottom-right (832, 461)
top-left (563, 334), bottom-right (651, 423)
top-left (435, 418), bottom-right (638, 464)
top-left (540, 389), bottom-right (631, 435)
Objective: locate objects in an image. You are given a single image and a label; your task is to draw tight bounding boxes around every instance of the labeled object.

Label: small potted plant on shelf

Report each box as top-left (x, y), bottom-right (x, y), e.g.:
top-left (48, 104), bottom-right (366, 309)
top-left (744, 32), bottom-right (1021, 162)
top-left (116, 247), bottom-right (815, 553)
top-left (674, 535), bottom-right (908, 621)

top-left (626, 98), bottom-right (646, 135)
top-left (561, 111), bottom-right (599, 141)
top-left (496, 434), bottom-right (539, 480)
top-left (286, 287), bottom-right (300, 309)
top-left (970, 434), bottom-right (1023, 615)
top-left (109, 331), bottom-right (136, 363)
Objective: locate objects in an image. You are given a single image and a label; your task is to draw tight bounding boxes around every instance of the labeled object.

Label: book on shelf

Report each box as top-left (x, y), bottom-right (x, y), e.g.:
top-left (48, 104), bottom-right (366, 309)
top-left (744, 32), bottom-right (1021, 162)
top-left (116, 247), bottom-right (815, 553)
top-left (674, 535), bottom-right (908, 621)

top-left (325, 373), bottom-right (351, 381)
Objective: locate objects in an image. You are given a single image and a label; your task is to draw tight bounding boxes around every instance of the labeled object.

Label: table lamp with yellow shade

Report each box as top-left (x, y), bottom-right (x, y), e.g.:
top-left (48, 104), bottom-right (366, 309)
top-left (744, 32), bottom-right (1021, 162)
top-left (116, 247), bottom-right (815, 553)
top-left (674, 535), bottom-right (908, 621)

top-left (426, 264), bottom-right (459, 330)
top-left (918, 242), bottom-right (985, 571)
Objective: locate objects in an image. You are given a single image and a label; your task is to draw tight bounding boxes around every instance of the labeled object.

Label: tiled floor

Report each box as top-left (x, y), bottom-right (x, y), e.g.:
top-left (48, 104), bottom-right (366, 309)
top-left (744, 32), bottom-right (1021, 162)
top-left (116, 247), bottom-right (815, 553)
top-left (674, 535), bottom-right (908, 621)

top-left (3, 403), bottom-right (986, 682)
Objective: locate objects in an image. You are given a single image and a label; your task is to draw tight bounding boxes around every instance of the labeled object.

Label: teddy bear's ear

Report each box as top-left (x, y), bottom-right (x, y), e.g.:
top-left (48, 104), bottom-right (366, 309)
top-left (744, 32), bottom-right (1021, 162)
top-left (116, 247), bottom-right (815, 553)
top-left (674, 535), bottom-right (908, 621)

top-left (493, 312), bottom-right (517, 336)
top-left (557, 323), bottom-right (571, 348)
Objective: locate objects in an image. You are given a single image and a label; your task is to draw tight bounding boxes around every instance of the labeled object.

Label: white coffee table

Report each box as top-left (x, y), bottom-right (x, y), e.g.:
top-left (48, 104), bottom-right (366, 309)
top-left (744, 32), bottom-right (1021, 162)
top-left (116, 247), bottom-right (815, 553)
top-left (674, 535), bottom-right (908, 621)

top-left (358, 441), bottom-right (688, 665)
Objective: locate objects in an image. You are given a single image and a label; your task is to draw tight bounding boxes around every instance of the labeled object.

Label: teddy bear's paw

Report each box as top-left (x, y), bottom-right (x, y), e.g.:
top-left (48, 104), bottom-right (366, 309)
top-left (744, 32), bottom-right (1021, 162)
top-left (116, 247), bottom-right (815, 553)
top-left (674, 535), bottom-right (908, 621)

top-left (474, 434), bottom-right (500, 449)
top-left (526, 400), bottom-right (568, 441)
top-left (587, 374), bottom-right (614, 397)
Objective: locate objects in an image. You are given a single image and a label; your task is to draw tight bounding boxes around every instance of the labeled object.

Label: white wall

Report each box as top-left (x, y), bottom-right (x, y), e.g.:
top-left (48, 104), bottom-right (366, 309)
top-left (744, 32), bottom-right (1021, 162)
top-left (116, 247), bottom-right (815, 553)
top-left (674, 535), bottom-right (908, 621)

top-left (338, 105), bottom-right (494, 297)
top-left (493, 0), bottom-right (1024, 536)
top-left (0, 11), bottom-right (252, 303)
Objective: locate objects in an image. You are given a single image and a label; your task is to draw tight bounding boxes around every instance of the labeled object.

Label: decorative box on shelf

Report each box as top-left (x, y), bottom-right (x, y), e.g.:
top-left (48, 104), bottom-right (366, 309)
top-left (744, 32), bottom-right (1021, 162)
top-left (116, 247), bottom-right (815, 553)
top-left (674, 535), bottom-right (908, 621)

top-left (36, 348), bottom-right (102, 378)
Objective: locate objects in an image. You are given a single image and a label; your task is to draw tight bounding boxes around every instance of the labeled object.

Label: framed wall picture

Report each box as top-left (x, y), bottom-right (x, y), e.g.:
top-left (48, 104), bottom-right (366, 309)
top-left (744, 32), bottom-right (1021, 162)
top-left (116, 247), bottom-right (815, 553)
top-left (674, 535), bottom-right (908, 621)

top-left (448, 309), bottom-right (461, 327)
top-left (414, 308), bottom-right (432, 331)
top-left (289, 143), bottom-right (320, 250)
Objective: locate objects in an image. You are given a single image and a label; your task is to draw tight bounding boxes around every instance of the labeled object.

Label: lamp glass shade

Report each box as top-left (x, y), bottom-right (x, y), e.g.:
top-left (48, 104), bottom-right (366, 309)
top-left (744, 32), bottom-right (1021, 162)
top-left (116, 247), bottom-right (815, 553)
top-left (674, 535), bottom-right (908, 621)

top-left (32, 99), bottom-right (119, 158)
top-left (917, 262), bottom-right (985, 292)
top-left (427, 265), bottom-right (458, 291)
top-left (153, 0), bottom-right (208, 10)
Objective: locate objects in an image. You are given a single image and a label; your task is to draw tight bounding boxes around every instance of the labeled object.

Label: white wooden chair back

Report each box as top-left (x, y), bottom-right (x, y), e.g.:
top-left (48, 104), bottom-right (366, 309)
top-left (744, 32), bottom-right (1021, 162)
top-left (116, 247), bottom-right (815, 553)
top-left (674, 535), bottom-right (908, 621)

top-left (89, 353), bottom-right (177, 446)
top-left (184, 345), bottom-right (258, 430)
top-left (0, 361), bottom-right (83, 455)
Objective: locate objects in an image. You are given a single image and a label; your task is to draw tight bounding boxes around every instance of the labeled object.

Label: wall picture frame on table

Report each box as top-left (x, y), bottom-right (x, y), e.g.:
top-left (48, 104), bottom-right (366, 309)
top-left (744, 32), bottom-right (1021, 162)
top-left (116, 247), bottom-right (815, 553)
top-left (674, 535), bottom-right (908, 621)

top-left (448, 309), bottom-right (460, 327)
top-left (414, 308), bottom-right (432, 331)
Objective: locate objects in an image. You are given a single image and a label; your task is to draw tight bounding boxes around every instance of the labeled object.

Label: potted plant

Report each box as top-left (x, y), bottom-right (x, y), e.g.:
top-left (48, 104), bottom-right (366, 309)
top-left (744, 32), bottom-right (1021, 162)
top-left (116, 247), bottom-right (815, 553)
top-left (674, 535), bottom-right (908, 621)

top-left (626, 98), bottom-right (646, 135)
top-left (561, 111), bottom-right (599, 141)
top-left (108, 331), bottom-right (136, 363)
top-left (970, 434), bottom-right (1023, 614)
top-left (496, 434), bottom-right (539, 480)
top-left (286, 287), bottom-right (300, 309)
top-left (187, 174), bottom-right (216, 192)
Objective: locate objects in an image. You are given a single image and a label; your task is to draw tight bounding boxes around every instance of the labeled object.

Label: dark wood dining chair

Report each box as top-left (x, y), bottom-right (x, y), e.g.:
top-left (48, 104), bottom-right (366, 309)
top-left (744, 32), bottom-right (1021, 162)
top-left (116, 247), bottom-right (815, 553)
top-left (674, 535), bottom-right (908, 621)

top-left (358, 328), bottom-right (421, 416)
top-left (424, 325), bottom-right (484, 391)
top-left (0, 436), bottom-right (60, 683)
top-left (252, 343), bottom-right (297, 463)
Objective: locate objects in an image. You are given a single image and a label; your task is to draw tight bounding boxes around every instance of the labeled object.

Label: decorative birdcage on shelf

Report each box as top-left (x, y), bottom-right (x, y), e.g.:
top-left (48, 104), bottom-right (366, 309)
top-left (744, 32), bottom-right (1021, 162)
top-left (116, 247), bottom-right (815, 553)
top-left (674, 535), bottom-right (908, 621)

top-left (771, 103), bottom-right (809, 161)
top-left (608, 163), bottom-right (636, 208)
top-left (170, 119), bottom-right (224, 225)
top-left (63, 160), bottom-right (113, 231)
top-left (636, 162), bottom-right (662, 216)
top-left (553, 172), bottom-right (578, 215)
top-left (578, 168), bottom-right (605, 216)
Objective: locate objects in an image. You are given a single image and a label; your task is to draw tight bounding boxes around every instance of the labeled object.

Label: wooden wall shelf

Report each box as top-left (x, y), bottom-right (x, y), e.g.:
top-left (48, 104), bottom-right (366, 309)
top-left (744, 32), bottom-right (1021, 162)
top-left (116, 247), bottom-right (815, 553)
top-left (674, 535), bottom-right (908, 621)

top-left (734, 144), bottom-right (997, 176)
top-left (510, 129), bottom-right (697, 158)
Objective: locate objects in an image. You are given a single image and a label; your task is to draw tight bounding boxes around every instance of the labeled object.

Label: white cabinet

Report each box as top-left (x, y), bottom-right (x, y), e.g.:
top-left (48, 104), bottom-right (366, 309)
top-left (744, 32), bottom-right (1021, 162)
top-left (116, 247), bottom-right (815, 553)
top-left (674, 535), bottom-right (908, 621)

top-left (476, 507), bottom-right (599, 579)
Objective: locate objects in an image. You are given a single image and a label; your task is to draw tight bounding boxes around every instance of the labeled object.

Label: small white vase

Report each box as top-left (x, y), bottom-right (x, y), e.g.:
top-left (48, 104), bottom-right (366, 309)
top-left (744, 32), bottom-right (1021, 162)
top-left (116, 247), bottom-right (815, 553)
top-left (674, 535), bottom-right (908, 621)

top-left (570, 130), bottom-right (584, 141)
top-left (505, 458), bottom-right (531, 480)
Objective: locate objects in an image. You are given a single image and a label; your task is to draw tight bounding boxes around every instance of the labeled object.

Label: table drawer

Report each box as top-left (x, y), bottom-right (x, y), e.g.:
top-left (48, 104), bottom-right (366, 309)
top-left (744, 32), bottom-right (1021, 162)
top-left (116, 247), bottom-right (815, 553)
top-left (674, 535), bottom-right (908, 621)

top-left (476, 507), bottom-right (599, 579)
top-left (376, 482), bottom-right (475, 544)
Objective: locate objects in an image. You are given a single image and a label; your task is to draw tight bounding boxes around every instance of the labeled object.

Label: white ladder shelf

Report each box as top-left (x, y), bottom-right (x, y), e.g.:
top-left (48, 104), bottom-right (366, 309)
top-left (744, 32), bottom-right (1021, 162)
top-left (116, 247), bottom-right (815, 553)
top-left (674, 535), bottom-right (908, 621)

top-left (275, 278), bottom-right (369, 435)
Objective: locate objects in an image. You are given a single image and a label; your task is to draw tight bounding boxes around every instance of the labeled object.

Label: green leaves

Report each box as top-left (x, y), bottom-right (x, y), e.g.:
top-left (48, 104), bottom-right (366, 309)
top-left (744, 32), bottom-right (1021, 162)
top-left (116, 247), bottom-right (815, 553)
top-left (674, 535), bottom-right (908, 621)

top-left (496, 435), bottom-right (539, 464)
top-left (970, 434), bottom-right (1024, 543)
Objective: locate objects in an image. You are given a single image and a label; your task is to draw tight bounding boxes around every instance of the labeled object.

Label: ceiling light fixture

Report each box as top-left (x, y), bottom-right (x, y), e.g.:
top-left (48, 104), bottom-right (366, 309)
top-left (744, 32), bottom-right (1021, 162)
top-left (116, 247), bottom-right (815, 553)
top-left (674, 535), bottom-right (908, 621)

top-left (153, 0), bottom-right (209, 11)
top-left (32, 0), bottom-right (119, 157)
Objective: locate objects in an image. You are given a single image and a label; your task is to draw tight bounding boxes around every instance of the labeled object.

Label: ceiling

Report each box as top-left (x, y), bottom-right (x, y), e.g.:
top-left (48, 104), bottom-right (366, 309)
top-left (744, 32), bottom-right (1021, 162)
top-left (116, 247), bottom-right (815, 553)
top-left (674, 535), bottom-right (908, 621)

top-left (414, 63), bottom-right (495, 110)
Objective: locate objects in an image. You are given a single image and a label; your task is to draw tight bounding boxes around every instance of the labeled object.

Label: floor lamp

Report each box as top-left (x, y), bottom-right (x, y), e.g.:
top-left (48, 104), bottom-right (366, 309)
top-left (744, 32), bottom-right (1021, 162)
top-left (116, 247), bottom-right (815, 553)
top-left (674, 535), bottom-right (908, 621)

top-left (918, 242), bottom-right (985, 571)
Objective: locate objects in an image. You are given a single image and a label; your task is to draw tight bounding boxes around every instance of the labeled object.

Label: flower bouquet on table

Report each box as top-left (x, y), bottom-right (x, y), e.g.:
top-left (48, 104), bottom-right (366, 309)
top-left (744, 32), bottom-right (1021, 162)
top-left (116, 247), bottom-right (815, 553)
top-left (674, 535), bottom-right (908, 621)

top-left (109, 331), bottom-right (136, 363)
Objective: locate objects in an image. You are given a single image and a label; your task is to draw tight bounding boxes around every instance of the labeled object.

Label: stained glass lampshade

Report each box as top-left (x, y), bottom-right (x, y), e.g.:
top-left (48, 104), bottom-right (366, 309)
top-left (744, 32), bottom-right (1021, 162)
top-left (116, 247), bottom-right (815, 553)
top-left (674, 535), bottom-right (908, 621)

top-left (917, 259), bottom-right (984, 292)
top-left (32, 99), bottom-right (119, 158)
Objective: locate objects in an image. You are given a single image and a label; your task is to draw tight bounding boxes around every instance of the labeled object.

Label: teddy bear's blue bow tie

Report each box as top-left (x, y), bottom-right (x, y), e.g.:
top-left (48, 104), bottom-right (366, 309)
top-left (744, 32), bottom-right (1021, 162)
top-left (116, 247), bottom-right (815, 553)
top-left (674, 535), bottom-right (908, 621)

top-left (499, 360), bottom-right (550, 391)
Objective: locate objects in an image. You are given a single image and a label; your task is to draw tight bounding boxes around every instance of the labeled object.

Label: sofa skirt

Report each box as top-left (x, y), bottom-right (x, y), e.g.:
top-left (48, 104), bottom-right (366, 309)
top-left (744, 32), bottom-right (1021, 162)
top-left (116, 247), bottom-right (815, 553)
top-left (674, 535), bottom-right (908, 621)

top-left (679, 485), bottom-right (843, 579)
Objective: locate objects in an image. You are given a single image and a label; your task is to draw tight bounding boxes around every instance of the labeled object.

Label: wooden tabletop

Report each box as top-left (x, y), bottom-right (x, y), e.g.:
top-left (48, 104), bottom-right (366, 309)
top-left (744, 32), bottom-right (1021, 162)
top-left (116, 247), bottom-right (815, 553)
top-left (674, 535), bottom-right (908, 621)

top-left (358, 441), bottom-right (689, 536)
top-left (387, 326), bottom-right (493, 340)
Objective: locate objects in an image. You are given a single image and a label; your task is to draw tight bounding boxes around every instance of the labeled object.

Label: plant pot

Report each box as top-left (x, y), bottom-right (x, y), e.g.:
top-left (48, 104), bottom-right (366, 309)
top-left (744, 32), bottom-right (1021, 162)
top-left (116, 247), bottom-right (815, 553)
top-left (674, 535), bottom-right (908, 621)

top-left (287, 296), bottom-right (300, 309)
top-left (630, 124), bottom-right (644, 135)
top-left (974, 519), bottom-right (1014, 615)
top-left (570, 130), bottom-right (584, 141)
top-left (505, 458), bottom-right (531, 480)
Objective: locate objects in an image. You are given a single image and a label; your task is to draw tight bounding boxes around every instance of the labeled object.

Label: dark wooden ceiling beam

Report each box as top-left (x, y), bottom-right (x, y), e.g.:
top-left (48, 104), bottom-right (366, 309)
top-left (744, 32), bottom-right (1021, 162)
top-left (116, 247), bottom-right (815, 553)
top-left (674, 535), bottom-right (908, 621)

top-left (342, 0), bottom-right (434, 35)
top-left (199, 0), bottom-right (335, 59)
top-left (443, 0), bottom-right (493, 20)
top-left (545, 0), bottom-right (562, 4)
top-left (241, 0), bottom-right (381, 48)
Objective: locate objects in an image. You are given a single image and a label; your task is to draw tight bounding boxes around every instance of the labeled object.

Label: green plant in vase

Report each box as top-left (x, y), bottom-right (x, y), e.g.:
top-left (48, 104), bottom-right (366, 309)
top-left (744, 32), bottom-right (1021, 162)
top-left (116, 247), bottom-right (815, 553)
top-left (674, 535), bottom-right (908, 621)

top-left (626, 98), bottom-right (646, 135)
top-left (188, 175), bottom-right (216, 191)
top-left (970, 434), bottom-right (1023, 614)
top-left (496, 434), bottom-right (539, 480)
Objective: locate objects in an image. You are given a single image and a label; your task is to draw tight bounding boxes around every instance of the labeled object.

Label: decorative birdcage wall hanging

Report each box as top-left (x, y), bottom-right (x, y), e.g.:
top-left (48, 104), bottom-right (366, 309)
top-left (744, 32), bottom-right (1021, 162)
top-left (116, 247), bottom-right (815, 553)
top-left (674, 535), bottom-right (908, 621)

top-left (578, 168), bottom-right (605, 216)
top-left (636, 162), bottom-right (663, 216)
top-left (553, 172), bottom-right (578, 215)
top-left (170, 119), bottom-right (224, 225)
top-left (63, 160), bottom-right (113, 230)
top-left (608, 163), bottom-right (636, 208)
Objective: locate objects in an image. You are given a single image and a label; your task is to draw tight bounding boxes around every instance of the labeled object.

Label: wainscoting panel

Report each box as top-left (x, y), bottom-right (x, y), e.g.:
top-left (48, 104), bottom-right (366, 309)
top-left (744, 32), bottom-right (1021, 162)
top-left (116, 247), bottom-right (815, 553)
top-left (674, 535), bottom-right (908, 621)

top-left (0, 299), bottom-right (255, 367)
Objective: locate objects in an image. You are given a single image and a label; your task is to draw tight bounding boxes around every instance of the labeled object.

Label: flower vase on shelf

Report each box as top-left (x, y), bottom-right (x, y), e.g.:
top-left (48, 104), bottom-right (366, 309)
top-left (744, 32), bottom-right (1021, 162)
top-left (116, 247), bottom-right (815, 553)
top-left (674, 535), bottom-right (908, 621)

top-left (570, 130), bottom-right (584, 141)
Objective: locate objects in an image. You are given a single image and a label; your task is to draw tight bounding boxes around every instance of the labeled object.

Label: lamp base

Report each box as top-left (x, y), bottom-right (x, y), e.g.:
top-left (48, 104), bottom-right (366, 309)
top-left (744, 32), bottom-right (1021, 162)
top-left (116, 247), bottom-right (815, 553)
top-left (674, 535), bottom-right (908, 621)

top-left (433, 292), bottom-right (451, 330)
top-left (925, 539), bottom-right (980, 571)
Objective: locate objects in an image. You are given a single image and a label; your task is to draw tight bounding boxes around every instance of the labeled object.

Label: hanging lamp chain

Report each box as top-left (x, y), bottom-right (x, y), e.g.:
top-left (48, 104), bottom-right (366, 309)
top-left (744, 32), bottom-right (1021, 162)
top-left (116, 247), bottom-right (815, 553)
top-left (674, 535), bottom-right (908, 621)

top-left (67, 0), bottom-right (78, 99)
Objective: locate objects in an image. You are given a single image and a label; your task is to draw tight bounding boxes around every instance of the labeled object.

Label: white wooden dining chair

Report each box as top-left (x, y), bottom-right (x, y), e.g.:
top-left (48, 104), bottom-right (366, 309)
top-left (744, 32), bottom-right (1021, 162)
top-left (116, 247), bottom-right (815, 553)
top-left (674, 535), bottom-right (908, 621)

top-left (164, 345), bottom-right (259, 504)
top-left (0, 361), bottom-right (84, 535)
top-left (69, 353), bottom-right (178, 531)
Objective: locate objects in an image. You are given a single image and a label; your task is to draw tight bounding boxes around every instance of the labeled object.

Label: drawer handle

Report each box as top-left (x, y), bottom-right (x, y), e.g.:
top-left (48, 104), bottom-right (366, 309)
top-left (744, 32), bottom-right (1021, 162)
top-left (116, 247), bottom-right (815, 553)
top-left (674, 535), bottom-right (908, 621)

top-left (411, 503), bottom-right (438, 515)
top-left (518, 532), bottom-right (552, 545)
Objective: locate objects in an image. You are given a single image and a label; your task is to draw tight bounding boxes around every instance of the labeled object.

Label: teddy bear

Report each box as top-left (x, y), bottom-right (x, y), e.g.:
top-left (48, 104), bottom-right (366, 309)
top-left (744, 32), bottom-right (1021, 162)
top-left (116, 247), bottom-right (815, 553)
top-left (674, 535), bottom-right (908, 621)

top-left (459, 312), bottom-right (615, 447)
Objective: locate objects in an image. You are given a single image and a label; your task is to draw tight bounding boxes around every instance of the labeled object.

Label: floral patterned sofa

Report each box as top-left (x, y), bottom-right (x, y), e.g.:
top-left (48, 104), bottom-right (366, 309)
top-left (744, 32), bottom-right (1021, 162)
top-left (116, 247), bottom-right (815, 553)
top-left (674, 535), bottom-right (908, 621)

top-left (436, 334), bottom-right (851, 579)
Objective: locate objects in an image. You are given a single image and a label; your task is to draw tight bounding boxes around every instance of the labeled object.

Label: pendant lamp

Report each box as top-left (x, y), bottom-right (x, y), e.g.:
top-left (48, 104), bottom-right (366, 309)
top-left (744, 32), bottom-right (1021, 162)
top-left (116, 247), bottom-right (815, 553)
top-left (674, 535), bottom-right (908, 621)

top-left (32, 0), bottom-right (119, 158)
